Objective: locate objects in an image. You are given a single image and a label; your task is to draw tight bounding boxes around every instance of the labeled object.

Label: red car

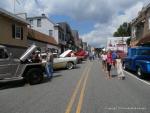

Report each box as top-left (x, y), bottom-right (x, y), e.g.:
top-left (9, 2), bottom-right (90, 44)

top-left (63, 49), bottom-right (88, 63)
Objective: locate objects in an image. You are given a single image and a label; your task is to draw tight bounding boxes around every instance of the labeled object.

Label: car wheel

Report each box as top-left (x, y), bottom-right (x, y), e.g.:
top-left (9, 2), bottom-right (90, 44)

top-left (66, 62), bottom-right (74, 70)
top-left (26, 68), bottom-right (43, 85)
top-left (137, 67), bottom-right (144, 79)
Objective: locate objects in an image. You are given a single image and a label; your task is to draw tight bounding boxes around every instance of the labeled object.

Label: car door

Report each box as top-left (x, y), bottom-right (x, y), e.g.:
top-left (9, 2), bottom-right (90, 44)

top-left (0, 48), bottom-right (11, 79)
top-left (53, 58), bottom-right (66, 69)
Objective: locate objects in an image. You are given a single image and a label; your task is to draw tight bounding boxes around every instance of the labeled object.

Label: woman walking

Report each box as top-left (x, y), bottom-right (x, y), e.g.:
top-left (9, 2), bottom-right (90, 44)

top-left (116, 55), bottom-right (125, 80)
top-left (106, 50), bottom-right (113, 79)
top-left (101, 52), bottom-right (107, 71)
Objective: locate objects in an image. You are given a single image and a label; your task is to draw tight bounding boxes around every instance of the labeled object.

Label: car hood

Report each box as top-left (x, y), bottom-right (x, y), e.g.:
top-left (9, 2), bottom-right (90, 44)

top-left (20, 44), bottom-right (37, 62)
top-left (60, 50), bottom-right (72, 57)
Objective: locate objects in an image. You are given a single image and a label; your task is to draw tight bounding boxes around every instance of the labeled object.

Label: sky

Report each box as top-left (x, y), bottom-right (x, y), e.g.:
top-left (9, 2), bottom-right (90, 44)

top-left (0, 0), bottom-right (150, 47)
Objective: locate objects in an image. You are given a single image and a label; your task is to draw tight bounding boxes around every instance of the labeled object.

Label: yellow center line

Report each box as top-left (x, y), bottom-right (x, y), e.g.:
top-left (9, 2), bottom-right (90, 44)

top-left (65, 62), bottom-right (89, 113)
top-left (76, 63), bottom-right (92, 113)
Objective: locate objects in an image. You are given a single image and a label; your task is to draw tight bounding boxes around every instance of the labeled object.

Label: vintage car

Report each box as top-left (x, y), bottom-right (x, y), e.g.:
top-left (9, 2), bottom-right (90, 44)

top-left (41, 50), bottom-right (78, 70)
top-left (0, 45), bottom-right (46, 85)
top-left (61, 49), bottom-right (88, 63)
top-left (123, 47), bottom-right (150, 78)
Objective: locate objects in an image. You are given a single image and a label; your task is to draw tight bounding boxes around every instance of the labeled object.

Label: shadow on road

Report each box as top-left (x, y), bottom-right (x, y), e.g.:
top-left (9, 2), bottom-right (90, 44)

top-left (0, 80), bottom-right (25, 90)
top-left (126, 70), bottom-right (150, 81)
top-left (0, 74), bottom-right (63, 90)
top-left (111, 74), bottom-right (118, 78)
top-left (53, 74), bottom-right (62, 78)
top-left (73, 66), bottom-right (81, 69)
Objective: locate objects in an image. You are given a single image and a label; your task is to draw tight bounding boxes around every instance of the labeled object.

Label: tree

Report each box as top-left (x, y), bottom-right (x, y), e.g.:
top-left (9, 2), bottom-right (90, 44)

top-left (126, 37), bottom-right (131, 46)
top-left (113, 22), bottom-right (131, 37)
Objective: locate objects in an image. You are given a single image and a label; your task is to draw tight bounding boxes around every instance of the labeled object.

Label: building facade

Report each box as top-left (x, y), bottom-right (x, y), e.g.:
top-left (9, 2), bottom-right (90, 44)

top-left (28, 28), bottom-right (59, 53)
top-left (72, 30), bottom-right (80, 50)
top-left (131, 3), bottom-right (150, 46)
top-left (0, 8), bottom-right (28, 58)
top-left (27, 14), bottom-right (55, 37)
top-left (57, 22), bottom-right (76, 52)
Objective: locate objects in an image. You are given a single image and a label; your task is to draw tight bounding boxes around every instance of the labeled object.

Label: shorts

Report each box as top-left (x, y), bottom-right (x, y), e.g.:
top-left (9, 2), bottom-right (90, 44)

top-left (107, 63), bottom-right (112, 71)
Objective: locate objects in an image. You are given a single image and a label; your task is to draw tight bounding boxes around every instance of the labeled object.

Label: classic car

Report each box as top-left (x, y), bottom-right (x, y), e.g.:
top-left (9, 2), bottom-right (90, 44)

top-left (61, 49), bottom-right (88, 63)
top-left (41, 50), bottom-right (78, 70)
top-left (0, 44), bottom-right (46, 85)
top-left (123, 47), bottom-right (150, 78)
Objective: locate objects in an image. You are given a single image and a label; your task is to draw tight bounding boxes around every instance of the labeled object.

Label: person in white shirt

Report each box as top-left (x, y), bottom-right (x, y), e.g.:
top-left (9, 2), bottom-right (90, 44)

top-left (116, 55), bottom-right (125, 80)
top-left (101, 52), bottom-right (107, 71)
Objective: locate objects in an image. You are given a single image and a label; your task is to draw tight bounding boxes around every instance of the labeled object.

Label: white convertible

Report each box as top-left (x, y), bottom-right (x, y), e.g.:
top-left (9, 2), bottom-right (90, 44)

top-left (41, 50), bottom-right (78, 70)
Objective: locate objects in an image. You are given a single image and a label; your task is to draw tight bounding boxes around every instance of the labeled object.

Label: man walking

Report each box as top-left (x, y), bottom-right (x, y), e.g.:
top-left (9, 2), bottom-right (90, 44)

top-left (45, 50), bottom-right (53, 79)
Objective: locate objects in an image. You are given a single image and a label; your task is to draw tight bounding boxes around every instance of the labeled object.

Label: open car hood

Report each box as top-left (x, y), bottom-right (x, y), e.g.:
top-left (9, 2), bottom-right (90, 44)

top-left (60, 50), bottom-right (72, 57)
top-left (20, 44), bottom-right (37, 62)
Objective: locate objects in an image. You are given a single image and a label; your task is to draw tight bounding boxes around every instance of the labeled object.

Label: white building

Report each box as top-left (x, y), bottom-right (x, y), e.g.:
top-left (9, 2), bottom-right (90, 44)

top-left (107, 37), bottom-right (129, 53)
top-left (27, 14), bottom-right (55, 37)
top-left (27, 14), bottom-right (60, 52)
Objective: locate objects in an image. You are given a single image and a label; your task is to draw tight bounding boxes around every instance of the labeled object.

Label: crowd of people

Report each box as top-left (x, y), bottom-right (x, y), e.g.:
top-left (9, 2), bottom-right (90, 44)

top-left (29, 47), bottom-right (125, 80)
top-left (101, 49), bottom-right (125, 80)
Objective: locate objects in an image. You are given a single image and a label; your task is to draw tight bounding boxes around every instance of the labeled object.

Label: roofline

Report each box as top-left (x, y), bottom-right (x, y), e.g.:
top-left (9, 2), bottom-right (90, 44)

top-left (0, 8), bottom-right (29, 25)
top-left (28, 37), bottom-right (58, 47)
top-left (27, 15), bottom-right (56, 25)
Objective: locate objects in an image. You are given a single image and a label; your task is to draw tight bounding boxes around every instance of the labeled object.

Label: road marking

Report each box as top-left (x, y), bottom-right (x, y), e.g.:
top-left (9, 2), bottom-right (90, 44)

top-left (76, 63), bottom-right (92, 113)
top-left (65, 63), bottom-right (89, 113)
top-left (124, 70), bottom-right (150, 86)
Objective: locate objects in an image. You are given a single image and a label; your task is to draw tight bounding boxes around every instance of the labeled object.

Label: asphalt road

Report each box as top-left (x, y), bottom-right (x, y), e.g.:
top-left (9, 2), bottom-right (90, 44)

top-left (0, 60), bottom-right (150, 113)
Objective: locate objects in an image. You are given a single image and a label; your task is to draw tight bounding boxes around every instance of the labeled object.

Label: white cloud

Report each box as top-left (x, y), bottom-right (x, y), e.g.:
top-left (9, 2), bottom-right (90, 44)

top-left (81, 1), bottom-right (146, 47)
top-left (0, 0), bottom-right (149, 47)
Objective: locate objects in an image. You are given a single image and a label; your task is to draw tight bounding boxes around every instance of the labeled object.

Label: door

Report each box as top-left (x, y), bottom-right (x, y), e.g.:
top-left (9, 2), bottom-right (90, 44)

top-left (0, 48), bottom-right (11, 79)
top-left (53, 58), bottom-right (66, 69)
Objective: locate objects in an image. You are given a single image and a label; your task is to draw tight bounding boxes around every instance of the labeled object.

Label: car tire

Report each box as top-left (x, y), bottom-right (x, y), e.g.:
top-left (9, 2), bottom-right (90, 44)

top-left (26, 68), bottom-right (43, 85)
top-left (66, 62), bottom-right (74, 70)
top-left (136, 67), bottom-right (144, 79)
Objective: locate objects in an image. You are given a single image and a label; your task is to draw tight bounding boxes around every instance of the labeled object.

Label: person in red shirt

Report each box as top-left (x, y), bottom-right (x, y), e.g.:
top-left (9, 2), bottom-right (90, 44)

top-left (106, 49), bottom-right (113, 79)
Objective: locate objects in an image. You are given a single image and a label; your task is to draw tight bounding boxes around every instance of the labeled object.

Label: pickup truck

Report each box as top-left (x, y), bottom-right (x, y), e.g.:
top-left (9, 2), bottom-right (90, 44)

top-left (0, 45), bottom-right (46, 85)
top-left (122, 47), bottom-right (150, 78)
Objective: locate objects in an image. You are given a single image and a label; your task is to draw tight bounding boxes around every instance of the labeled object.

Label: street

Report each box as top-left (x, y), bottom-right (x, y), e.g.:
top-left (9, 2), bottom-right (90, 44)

top-left (0, 60), bottom-right (150, 113)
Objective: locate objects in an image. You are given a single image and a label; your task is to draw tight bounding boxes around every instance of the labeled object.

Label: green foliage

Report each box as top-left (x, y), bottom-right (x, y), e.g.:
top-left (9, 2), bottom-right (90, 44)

top-left (126, 37), bottom-right (131, 46)
top-left (113, 22), bottom-right (131, 37)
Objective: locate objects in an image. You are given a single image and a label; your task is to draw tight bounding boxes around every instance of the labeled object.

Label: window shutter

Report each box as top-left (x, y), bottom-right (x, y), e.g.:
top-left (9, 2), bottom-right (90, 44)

top-left (21, 27), bottom-right (23, 40)
top-left (12, 24), bottom-right (15, 38)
